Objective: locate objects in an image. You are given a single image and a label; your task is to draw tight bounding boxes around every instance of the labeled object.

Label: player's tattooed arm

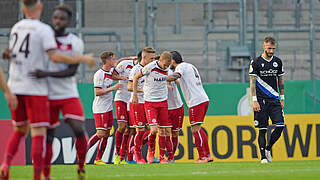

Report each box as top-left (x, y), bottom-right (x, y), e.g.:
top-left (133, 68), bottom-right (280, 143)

top-left (278, 75), bottom-right (285, 108)
top-left (167, 73), bottom-right (181, 82)
top-left (30, 64), bottom-right (79, 78)
top-left (250, 75), bottom-right (261, 112)
top-left (278, 75), bottom-right (285, 95)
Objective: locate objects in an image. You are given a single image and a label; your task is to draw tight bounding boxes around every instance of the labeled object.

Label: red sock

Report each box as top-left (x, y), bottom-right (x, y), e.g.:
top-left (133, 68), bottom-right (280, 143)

top-left (142, 130), bottom-right (150, 146)
top-left (43, 141), bottom-right (53, 179)
top-left (115, 131), bottom-right (123, 155)
top-left (172, 136), bottom-right (179, 155)
top-left (127, 134), bottom-right (134, 161)
top-left (76, 136), bottom-right (87, 171)
top-left (2, 131), bottom-right (25, 167)
top-left (166, 136), bottom-right (174, 160)
top-left (134, 131), bottom-right (144, 160)
top-left (192, 131), bottom-right (205, 159)
top-left (159, 136), bottom-right (166, 159)
top-left (88, 134), bottom-right (100, 149)
top-left (32, 135), bottom-right (45, 180)
top-left (200, 129), bottom-right (210, 157)
top-left (96, 137), bottom-right (108, 160)
top-left (148, 133), bottom-right (156, 152)
top-left (120, 134), bottom-right (129, 161)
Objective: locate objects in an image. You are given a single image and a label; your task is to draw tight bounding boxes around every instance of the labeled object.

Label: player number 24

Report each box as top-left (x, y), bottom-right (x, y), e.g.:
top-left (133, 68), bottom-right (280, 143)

top-left (11, 33), bottom-right (30, 58)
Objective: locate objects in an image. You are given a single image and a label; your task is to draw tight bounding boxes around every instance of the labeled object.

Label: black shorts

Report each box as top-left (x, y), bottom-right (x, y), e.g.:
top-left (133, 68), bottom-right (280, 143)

top-left (253, 98), bottom-right (284, 129)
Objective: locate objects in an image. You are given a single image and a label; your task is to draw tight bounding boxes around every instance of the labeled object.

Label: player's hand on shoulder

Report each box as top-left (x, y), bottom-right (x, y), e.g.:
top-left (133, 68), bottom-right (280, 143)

top-left (252, 101), bottom-right (261, 112)
top-left (80, 53), bottom-right (96, 68)
top-left (121, 75), bottom-right (129, 80)
top-left (2, 48), bottom-right (12, 60)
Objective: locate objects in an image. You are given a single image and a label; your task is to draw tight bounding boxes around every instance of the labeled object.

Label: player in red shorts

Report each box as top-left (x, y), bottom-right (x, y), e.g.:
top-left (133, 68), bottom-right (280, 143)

top-left (87, 51), bottom-right (122, 165)
top-left (133, 51), bottom-right (173, 163)
top-left (167, 51), bottom-right (214, 163)
top-left (112, 55), bottom-right (139, 164)
top-left (167, 68), bottom-right (184, 162)
top-left (0, 1), bottom-right (95, 179)
top-left (29, 5), bottom-right (89, 179)
top-left (128, 47), bottom-right (155, 164)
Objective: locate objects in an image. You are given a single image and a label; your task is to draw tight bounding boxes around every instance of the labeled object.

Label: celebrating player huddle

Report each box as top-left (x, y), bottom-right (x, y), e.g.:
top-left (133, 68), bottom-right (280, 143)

top-left (89, 46), bottom-right (214, 165)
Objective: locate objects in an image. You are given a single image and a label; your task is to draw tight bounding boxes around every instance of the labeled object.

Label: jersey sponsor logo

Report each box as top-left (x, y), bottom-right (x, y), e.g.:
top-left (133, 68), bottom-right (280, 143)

top-left (260, 69), bottom-right (278, 76)
top-left (154, 77), bottom-right (167, 82)
top-left (126, 65), bottom-right (133, 69)
top-left (254, 120), bottom-right (259, 126)
top-left (273, 62), bottom-right (278, 67)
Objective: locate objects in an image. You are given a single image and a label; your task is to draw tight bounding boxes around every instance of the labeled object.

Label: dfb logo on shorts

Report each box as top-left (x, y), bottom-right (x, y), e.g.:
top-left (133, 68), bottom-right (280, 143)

top-left (120, 115), bottom-right (125, 120)
top-left (104, 123), bottom-right (107, 127)
top-left (254, 120), bottom-right (259, 126)
top-left (138, 122), bottom-right (142, 126)
top-left (152, 119), bottom-right (156, 123)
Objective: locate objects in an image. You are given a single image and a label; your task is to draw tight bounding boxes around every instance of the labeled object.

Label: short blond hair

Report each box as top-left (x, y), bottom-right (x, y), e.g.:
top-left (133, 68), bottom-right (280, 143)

top-left (100, 51), bottom-right (114, 64)
top-left (22, 0), bottom-right (40, 11)
top-left (160, 51), bottom-right (172, 62)
top-left (142, 46), bottom-right (155, 57)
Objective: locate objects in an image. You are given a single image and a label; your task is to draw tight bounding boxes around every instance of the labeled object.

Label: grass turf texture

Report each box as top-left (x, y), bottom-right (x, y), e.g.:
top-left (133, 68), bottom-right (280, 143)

top-left (10, 161), bottom-right (320, 180)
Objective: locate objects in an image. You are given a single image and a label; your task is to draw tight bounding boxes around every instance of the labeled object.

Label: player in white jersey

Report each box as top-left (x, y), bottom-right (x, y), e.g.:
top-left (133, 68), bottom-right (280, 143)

top-left (133, 51), bottom-right (173, 163)
top-left (29, 5), bottom-right (88, 179)
top-left (167, 51), bottom-right (214, 163)
top-left (0, 1), bottom-right (95, 180)
top-left (167, 68), bottom-right (184, 158)
top-left (128, 47), bottom-right (155, 164)
top-left (87, 51), bottom-right (122, 165)
top-left (112, 57), bottom-right (138, 164)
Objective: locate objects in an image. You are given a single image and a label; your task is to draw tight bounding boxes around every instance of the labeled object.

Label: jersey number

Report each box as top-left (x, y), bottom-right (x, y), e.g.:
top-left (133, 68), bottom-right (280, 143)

top-left (193, 67), bottom-right (200, 79)
top-left (11, 33), bottom-right (30, 58)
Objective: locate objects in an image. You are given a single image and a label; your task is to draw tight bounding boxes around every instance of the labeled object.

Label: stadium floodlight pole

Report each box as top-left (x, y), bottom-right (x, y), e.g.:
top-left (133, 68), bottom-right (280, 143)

top-left (174, 2), bottom-right (181, 34)
top-left (253, 0), bottom-right (258, 57)
top-left (134, 0), bottom-right (140, 54)
top-left (309, 0), bottom-right (317, 112)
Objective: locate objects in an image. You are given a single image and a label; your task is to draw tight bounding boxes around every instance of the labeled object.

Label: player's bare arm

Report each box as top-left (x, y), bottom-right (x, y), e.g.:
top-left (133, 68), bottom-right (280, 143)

top-left (94, 83), bottom-right (123, 96)
top-left (127, 80), bottom-right (143, 92)
top-left (250, 75), bottom-right (260, 112)
top-left (47, 49), bottom-right (96, 68)
top-left (167, 73), bottom-right (181, 82)
top-left (1, 48), bottom-right (12, 60)
top-left (30, 64), bottom-right (78, 78)
top-left (132, 72), bottom-right (144, 105)
top-left (0, 67), bottom-right (17, 110)
top-left (112, 70), bottom-right (128, 81)
top-left (278, 75), bottom-right (285, 109)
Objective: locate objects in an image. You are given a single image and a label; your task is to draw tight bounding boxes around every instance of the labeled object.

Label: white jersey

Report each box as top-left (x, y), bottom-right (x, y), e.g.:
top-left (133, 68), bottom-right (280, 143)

top-left (114, 60), bottom-right (135, 103)
top-left (129, 63), bottom-right (145, 104)
top-left (92, 68), bottom-right (114, 113)
top-left (141, 61), bottom-right (168, 102)
top-left (8, 19), bottom-right (57, 96)
top-left (167, 69), bottom-right (183, 110)
top-left (48, 33), bottom-right (84, 100)
top-left (175, 62), bottom-right (209, 107)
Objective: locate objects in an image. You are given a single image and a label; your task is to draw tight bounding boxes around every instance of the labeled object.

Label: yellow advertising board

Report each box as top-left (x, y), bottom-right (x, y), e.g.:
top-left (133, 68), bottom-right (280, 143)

top-left (172, 114), bottom-right (320, 162)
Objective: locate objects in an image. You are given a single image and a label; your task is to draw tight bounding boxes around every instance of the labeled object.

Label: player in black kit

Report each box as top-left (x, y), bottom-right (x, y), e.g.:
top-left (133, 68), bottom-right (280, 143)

top-left (249, 36), bottom-right (285, 164)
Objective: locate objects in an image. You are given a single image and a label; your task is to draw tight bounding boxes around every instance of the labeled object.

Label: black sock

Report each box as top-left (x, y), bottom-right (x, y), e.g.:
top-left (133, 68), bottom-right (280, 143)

top-left (266, 127), bottom-right (284, 151)
top-left (258, 129), bottom-right (267, 160)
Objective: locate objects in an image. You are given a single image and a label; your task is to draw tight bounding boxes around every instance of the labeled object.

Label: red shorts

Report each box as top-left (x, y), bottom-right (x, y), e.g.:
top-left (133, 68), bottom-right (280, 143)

top-left (189, 101), bottom-right (209, 126)
top-left (93, 111), bottom-right (113, 130)
top-left (49, 98), bottom-right (85, 129)
top-left (168, 105), bottom-right (184, 131)
top-left (114, 101), bottom-right (129, 123)
top-left (144, 100), bottom-right (171, 128)
top-left (10, 95), bottom-right (50, 128)
top-left (129, 103), bottom-right (147, 128)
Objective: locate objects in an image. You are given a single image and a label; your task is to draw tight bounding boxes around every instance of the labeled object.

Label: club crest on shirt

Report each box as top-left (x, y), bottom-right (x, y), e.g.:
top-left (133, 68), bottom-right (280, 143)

top-left (273, 62), bottom-right (278, 67)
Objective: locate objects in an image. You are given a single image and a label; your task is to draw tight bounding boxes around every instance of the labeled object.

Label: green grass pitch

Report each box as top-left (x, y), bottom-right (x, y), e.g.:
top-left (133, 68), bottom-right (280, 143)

top-left (10, 161), bottom-right (320, 180)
